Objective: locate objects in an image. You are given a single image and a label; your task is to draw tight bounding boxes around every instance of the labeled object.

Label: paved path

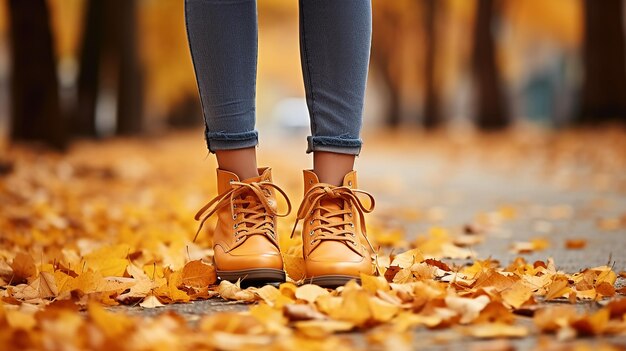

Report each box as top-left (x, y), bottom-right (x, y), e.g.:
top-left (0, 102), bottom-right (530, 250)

top-left (121, 128), bottom-right (626, 350)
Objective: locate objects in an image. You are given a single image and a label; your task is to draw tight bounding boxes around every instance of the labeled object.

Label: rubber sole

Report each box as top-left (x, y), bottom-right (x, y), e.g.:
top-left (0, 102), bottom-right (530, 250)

top-left (217, 268), bottom-right (286, 285)
top-left (308, 275), bottom-right (361, 288)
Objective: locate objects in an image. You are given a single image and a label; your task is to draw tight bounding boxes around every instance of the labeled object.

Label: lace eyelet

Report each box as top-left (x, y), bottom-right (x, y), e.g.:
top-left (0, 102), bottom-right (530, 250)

top-left (232, 214), bottom-right (237, 220)
top-left (233, 223), bottom-right (238, 228)
top-left (309, 220), bottom-right (314, 225)
top-left (350, 223), bottom-right (355, 228)
top-left (352, 241), bottom-right (357, 246)
top-left (230, 179), bottom-right (235, 183)
top-left (348, 213), bottom-right (352, 217)
top-left (350, 233), bottom-right (356, 237)
top-left (348, 181), bottom-right (352, 187)
top-left (233, 204), bottom-right (237, 208)
top-left (309, 230), bottom-right (314, 236)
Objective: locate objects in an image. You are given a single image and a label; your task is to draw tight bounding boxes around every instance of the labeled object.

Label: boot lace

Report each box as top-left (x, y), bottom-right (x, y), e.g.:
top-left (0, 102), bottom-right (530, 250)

top-left (194, 181), bottom-right (292, 246)
top-left (290, 184), bottom-right (375, 254)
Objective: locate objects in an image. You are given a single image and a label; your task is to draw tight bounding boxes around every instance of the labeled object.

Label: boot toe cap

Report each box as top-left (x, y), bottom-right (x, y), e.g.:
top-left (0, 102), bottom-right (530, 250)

top-left (214, 244), bottom-right (283, 271)
top-left (305, 247), bottom-right (373, 278)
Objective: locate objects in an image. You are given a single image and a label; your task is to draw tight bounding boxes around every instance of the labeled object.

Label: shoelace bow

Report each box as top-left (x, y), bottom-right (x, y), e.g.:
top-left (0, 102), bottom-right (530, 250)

top-left (193, 181), bottom-right (292, 244)
top-left (290, 184), bottom-right (376, 253)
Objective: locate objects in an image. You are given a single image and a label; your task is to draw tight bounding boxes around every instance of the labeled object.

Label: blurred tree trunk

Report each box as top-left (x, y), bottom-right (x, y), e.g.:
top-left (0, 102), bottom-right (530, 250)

top-left (74, 0), bottom-right (102, 136)
top-left (371, 6), bottom-right (403, 127)
top-left (75, 0), bottom-right (144, 136)
top-left (8, 0), bottom-right (67, 149)
top-left (422, 0), bottom-right (441, 129)
top-left (578, 0), bottom-right (626, 124)
top-left (116, 0), bottom-right (143, 135)
top-left (471, 0), bottom-right (509, 130)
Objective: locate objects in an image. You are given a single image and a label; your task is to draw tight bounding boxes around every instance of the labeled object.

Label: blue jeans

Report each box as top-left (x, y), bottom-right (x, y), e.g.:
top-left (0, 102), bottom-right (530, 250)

top-left (184, 0), bottom-right (371, 155)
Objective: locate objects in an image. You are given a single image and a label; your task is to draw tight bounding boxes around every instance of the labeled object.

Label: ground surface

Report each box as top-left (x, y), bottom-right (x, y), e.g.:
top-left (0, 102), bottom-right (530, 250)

top-left (2, 126), bottom-right (626, 350)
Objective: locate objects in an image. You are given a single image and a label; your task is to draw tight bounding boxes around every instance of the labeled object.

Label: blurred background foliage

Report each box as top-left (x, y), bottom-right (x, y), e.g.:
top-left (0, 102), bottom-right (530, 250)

top-left (0, 0), bottom-right (625, 150)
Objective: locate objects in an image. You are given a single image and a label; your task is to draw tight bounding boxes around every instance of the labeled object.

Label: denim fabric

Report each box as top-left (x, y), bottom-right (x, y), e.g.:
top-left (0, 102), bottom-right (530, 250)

top-left (185, 0), bottom-right (371, 155)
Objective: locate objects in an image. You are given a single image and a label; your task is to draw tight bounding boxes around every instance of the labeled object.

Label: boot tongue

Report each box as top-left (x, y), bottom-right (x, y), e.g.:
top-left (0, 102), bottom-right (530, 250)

top-left (318, 197), bottom-right (345, 231)
top-left (239, 172), bottom-right (277, 217)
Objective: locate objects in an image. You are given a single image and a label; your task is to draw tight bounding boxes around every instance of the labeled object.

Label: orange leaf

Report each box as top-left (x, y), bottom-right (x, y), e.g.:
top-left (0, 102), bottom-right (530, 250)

top-left (182, 260), bottom-right (216, 287)
top-left (565, 239), bottom-right (587, 250)
top-left (595, 282), bottom-right (615, 297)
top-left (10, 253), bottom-right (36, 284)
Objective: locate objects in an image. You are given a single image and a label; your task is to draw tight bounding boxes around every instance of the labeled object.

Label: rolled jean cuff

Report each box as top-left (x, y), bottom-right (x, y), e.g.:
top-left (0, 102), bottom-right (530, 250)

top-left (205, 130), bottom-right (259, 153)
top-left (306, 135), bottom-right (362, 156)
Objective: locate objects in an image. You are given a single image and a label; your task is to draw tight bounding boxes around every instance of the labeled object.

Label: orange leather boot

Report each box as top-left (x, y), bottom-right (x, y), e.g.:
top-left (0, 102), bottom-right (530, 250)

top-left (194, 168), bottom-right (291, 283)
top-left (291, 170), bottom-right (375, 287)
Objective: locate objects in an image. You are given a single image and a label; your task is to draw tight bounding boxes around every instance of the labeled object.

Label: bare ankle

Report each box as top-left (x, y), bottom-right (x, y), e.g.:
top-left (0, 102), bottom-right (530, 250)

top-left (313, 151), bottom-right (355, 186)
top-left (216, 147), bottom-right (259, 180)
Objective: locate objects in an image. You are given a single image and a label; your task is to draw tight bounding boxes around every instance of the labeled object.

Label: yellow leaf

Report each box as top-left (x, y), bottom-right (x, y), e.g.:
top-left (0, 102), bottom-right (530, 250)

top-left (283, 303), bottom-right (328, 321)
top-left (534, 306), bottom-right (577, 332)
top-left (369, 296), bottom-right (399, 322)
top-left (249, 303), bottom-right (288, 334)
top-left (88, 302), bottom-right (135, 338)
top-left (83, 244), bottom-right (130, 276)
top-left (444, 295), bottom-right (490, 324)
top-left (328, 289), bottom-right (371, 326)
top-left (283, 245), bottom-right (305, 281)
top-left (391, 248), bottom-right (424, 268)
top-left (315, 294), bottom-right (343, 315)
top-left (66, 271), bottom-right (104, 294)
top-left (139, 295), bottom-right (165, 308)
top-left (5, 309), bottom-right (36, 330)
top-left (295, 284), bottom-right (329, 303)
top-left (279, 282), bottom-right (298, 300)
top-left (31, 271), bottom-right (58, 298)
top-left (501, 282), bottom-right (533, 309)
top-left (544, 278), bottom-right (571, 300)
top-left (216, 280), bottom-right (256, 302)
top-left (117, 276), bottom-right (164, 302)
top-left (360, 273), bottom-right (390, 293)
top-left (252, 284), bottom-right (281, 306)
top-left (165, 270), bottom-right (190, 302)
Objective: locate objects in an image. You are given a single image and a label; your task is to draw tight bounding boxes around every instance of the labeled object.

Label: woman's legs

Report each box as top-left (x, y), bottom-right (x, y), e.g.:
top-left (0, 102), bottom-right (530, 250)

top-left (184, 0), bottom-right (259, 179)
top-left (299, 0), bottom-right (372, 185)
top-left (185, 0), bottom-right (372, 183)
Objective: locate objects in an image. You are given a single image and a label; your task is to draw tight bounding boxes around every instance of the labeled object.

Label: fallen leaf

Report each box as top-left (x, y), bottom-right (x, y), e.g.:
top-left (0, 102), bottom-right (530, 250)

top-left (360, 273), bottom-right (390, 292)
top-left (596, 282), bottom-right (616, 297)
top-left (32, 271), bottom-right (58, 298)
top-left (391, 248), bottom-right (424, 268)
top-left (10, 253), bottom-right (36, 284)
top-left (215, 280), bottom-right (256, 302)
top-left (283, 303), bottom-right (328, 321)
top-left (445, 295), bottom-right (490, 324)
top-left (139, 295), bottom-right (165, 308)
top-left (501, 282), bottom-right (533, 309)
top-left (181, 260), bottom-right (216, 287)
top-left (295, 284), bottom-right (329, 303)
top-left (565, 239), bottom-right (587, 250)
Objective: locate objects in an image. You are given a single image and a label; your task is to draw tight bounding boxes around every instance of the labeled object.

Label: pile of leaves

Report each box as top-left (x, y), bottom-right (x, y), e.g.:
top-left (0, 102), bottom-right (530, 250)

top-left (1, 131), bottom-right (625, 350)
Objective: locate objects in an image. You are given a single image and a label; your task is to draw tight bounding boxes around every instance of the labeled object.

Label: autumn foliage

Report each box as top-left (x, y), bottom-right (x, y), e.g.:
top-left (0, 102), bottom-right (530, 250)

top-left (1, 130), bottom-right (626, 350)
